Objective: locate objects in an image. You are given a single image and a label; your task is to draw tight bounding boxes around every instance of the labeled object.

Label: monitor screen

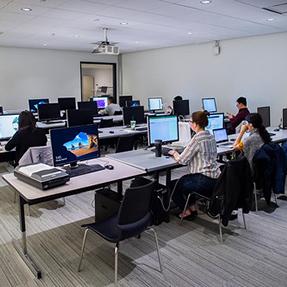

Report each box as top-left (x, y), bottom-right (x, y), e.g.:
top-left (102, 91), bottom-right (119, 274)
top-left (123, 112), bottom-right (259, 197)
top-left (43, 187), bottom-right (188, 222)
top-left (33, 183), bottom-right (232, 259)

top-left (119, 96), bottom-right (133, 108)
top-left (58, 97), bottom-right (76, 110)
top-left (173, 100), bottom-right (190, 117)
top-left (50, 124), bottom-right (100, 167)
top-left (283, 108), bottom-right (287, 129)
top-left (213, 128), bottom-right (228, 143)
top-left (123, 106), bottom-right (145, 125)
top-left (148, 98), bottom-right (163, 111)
top-left (130, 100), bottom-right (140, 107)
top-left (202, 98), bottom-right (217, 113)
top-left (93, 97), bottom-right (108, 109)
top-left (67, 110), bottom-right (94, 127)
top-left (29, 98), bottom-right (49, 113)
top-left (148, 115), bottom-right (178, 145)
top-left (206, 113), bottom-right (224, 133)
top-left (0, 114), bottom-right (19, 140)
top-left (77, 101), bottom-right (98, 115)
top-left (257, 106), bottom-right (270, 127)
top-left (38, 103), bottom-right (61, 121)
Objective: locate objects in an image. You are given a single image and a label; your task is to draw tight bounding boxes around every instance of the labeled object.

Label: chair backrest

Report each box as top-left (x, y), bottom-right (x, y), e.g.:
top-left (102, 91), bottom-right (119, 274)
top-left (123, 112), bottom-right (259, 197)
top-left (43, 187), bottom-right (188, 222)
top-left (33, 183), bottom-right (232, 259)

top-left (114, 110), bottom-right (122, 115)
top-left (99, 118), bottom-right (113, 128)
top-left (116, 135), bottom-right (134, 153)
top-left (118, 180), bottom-right (155, 226)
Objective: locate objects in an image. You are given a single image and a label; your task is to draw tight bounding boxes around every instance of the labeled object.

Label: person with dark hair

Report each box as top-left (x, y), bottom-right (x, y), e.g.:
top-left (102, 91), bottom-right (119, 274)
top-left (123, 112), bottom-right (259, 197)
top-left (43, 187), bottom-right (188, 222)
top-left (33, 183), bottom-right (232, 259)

top-left (5, 110), bottom-right (47, 166)
top-left (227, 97), bottom-right (250, 132)
top-left (233, 113), bottom-right (271, 166)
top-left (166, 95), bottom-right (183, 114)
top-left (169, 111), bottom-right (221, 220)
top-left (99, 96), bottom-right (121, 116)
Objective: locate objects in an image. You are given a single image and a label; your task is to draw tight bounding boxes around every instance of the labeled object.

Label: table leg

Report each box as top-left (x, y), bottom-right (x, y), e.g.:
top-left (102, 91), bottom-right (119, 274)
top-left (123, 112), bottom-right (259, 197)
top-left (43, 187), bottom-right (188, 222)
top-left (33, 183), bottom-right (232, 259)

top-left (13, 196), bottom-right (42, 279)
top-left (117, 181), bottom-right (123, 195)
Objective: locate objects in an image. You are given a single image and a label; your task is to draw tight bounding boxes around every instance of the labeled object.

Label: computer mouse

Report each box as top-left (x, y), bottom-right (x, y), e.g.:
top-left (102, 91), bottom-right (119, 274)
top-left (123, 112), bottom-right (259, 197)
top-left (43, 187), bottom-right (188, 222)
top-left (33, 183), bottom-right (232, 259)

top-left (105, 164), bottom-right (114, 170)
top-left (109, 131), bottom-right (114, 134)
top-left (274, 128), bottom-right (280, 132)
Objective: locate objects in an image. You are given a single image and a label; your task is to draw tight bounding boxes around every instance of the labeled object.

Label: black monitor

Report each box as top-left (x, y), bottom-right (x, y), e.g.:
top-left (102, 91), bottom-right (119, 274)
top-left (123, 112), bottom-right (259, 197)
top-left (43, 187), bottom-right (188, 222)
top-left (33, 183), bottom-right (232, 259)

top-left (131, 100), bottom-right (140, 107)
top-left (257, 106), bottom-right (270, 127)
top-left (202, 98), bottom-right (217, 113)
top-left (173, 100), bottom-right (190, 117)
top-left (123, 106), bottom-right (145, 125)
top-left (119, 96), bottom-right (133, 108)
top-left (101, 86), bottom-right (108, 93)
top-left (283, 108), bottom-right (287, 129)
top-left (77, 101), bottom-right (98, 115)
top-left (148, 98), bottom-right (163, 111)
top-left (58, 97), bottom-right (76, 110)
top-left (0, 106), bottom-right (3, 115)
top-left (50, 124), bottom-right (100, 167)
top-left (206, 113), bottom-right (224, 134)
top-left (38, 103), bottom-right (61, 122)
top-left (0, 114), bottom-right (19, 140)
top-left (147, 115), bottom-right (179, 146)
top-left (28, 98), bottom-right (49, 113)
top-left (67, 109), bottom-right (94, 127)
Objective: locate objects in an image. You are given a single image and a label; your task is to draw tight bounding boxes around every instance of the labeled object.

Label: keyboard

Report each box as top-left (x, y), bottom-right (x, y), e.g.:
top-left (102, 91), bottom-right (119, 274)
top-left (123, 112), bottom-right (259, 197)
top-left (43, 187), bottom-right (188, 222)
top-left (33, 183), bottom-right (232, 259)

top-left (151, 147), bottom-right (183, 156)
top-left (64, 164), bottom-right (105, 178)
top-left (135, 127), bottom-right (147, 131)
top-left (45, 120), bottom-right (64, 124)
top-left (218, 142), bottom-right (233, 146)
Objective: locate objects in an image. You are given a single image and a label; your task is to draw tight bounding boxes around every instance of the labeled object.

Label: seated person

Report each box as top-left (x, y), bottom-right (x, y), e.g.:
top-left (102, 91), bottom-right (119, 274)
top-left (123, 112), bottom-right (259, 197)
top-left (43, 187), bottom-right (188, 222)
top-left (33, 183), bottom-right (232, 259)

top-left (227, 97), bottom-right (250, 133)
top-left (5, 111), bottom-right (47, 166)
top-left (233, 113), bottom-right (271, 168)
top-left (169, 111), bottom-right (221, 220)
top-left (99, 96), bottom-right (121, 116)
top-left (166, 95), bottom-right (183, 115)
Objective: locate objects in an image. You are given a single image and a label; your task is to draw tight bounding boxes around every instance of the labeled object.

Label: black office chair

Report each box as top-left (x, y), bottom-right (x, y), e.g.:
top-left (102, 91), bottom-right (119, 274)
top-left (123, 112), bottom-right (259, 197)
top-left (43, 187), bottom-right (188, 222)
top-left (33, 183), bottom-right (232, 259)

top-left (99, 118), bottom-right (113, 128)
top-left (179, 157), bottom-right (253, 242)
top-left (78, 181), bottom-right (162, 286)
top-left (115, 135), bottom-right (134, 153)
top-left (114, 110), bottom-right (122, 115)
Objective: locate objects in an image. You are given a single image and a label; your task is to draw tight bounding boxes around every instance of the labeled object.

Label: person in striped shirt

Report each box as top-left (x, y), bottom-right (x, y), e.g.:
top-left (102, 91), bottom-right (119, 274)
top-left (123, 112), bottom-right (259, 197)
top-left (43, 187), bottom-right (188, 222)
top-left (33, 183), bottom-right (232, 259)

top-left (169, 111), bottom-right (221, 220)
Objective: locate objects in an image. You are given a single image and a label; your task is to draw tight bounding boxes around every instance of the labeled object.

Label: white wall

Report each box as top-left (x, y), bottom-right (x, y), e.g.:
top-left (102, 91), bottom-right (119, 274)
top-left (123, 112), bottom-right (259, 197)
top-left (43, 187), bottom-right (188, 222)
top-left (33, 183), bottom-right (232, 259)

top-left (121, 32), bottom-right (287, 126)
top-left (0, 47), bottom-right (118, 111)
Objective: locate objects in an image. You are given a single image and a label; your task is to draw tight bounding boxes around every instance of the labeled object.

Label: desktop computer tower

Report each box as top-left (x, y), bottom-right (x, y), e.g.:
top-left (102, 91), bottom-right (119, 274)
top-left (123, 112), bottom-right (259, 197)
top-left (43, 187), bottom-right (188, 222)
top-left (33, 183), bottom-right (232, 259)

top-left (95, 188), bottom-right (122, 223)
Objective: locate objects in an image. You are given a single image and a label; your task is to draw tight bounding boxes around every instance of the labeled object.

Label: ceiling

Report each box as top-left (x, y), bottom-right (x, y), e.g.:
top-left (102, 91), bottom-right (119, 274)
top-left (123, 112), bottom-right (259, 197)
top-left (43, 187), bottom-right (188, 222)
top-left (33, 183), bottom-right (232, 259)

top-left (0, 0), bottom-right (287, 53)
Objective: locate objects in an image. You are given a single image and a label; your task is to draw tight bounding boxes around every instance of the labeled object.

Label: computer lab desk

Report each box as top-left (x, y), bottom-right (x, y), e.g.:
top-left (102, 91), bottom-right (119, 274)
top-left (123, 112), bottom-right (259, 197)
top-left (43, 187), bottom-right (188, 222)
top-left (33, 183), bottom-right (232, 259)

top-left (2, 157), bottom-right (145, 279)
top-left (99, 124), bottom-right (147, 139)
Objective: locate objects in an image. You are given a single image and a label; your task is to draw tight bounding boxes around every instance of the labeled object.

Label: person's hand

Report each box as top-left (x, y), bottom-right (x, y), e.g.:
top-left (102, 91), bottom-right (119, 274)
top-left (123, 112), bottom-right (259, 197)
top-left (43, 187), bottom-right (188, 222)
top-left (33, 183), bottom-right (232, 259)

top-left (168, 149), bottom-right (176, 156)
top-left (227, 112), bottom-right (234, 119)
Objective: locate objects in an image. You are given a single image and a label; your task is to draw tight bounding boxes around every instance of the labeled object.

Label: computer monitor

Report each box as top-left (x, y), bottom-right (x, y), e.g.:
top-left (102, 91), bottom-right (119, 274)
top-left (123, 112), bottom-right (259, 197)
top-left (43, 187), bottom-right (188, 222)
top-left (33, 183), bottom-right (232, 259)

top-left (119, 96), bottom-right (133, 108)
top-left (58, 97), bottom-right (76, 110)
top-left (93, 97), bottom-right (108, 109)
top-left (173, 100), bottom-right (190, 117)
top-left (147, 115), bottom-right (179, 146)
top-left (28, 99), bottom-right (50, 113)
top-left (67, 109), bottom-right (94, 127)
top-left (148, 98), bottom-right (163, 111)
top-left (123, 106), bottom-right (145, 125)
top-left (50, 124), bottom-right (100, 167)
top-left (100, 86), bottom-right (108, 93)
top-left (213, 128), bottom-right (228, 143)
top-left (38, 103), bottom-right (61, 122)
top-left (283, 108), bottom-right (287, 129)
top-left (0, 114), bottom-right (19, 140)
top-left (257, 106), bottom-right (270, 127)
top-left (0, 106), bottom-right (3, 115)
top-left (202, 98), bottom-right (217, 113)
top-left (77, 101), bottom-right (98, 115)
top-left (130, 100), bottom-right (140, 107)
top-left (206, 113), bottom-right (224, 133)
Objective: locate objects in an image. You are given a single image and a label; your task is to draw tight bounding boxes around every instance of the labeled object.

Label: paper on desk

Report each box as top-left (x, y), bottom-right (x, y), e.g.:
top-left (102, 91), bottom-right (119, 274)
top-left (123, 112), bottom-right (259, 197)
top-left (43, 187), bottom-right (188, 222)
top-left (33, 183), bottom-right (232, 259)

top-left (18, 163), bottom-right (53, 177)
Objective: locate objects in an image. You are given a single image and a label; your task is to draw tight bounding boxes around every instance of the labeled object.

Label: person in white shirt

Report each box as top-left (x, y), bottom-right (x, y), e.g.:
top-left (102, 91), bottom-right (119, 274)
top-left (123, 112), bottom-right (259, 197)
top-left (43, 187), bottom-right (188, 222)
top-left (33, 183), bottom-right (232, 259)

top-left (99, 96), bottom-right (122, 116)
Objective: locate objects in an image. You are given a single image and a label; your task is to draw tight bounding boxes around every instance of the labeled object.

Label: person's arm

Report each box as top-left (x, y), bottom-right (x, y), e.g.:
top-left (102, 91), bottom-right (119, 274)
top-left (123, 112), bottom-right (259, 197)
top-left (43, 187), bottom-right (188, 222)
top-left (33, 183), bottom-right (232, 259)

top-left (233, 124), bottom-right (248, 150)
top-left (227, 112), bottom-right (234, 120)
top-left (5, 132), bottom-right (20, 151)
top-left (229, 110), bottom-right (245, 128)
top-left (169, 138), bottom-right (198, 164)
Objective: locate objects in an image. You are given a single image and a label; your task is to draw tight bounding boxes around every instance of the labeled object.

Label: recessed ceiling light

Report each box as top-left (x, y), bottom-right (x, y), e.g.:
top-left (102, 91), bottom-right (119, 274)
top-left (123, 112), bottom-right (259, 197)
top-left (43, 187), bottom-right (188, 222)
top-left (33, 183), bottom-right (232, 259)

top-left (21, 7), bottom-right (32, 12)
top-left (120, 22), bottom-right (128, 25)
top-left (187, 31), bottom-right (193, 35)
top-left (135, 41), bottom-right (139, 44)
top-left (200, 0), bottom-right (212, 4)
top-left (267, 18), bottom-right (274, 21)
top-left (43, 43), bottom-right (48, 46)
top-left (74, 34), bottom-right (80, 38)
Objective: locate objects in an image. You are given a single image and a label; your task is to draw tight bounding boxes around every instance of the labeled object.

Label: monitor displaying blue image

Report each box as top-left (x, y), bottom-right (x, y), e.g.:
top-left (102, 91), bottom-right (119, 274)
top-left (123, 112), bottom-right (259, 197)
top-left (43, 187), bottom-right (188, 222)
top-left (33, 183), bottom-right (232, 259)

top-left (0, 114), bottom-right (19, 140)
top-left (93, 97), bottom-right (108, 109)
top-left (50, 124), bottom-right (100, 166)
top-left (206, 113), bottom-right (224, 134)
top-left (131, 100), bottom-right (140, 107)
top-left (202, 98), bottom-right (217, 113)
top-left (148, 115), bottom-right (178, 145)
top-left (29, 99), bottom-right (49, 113)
